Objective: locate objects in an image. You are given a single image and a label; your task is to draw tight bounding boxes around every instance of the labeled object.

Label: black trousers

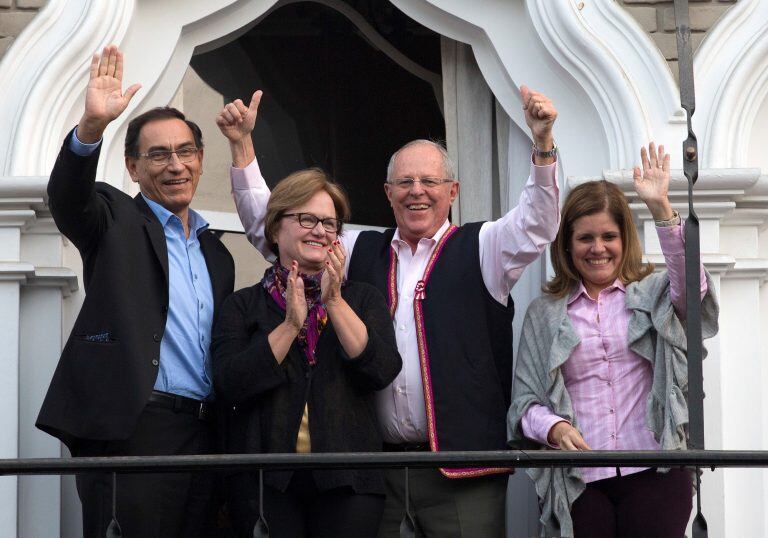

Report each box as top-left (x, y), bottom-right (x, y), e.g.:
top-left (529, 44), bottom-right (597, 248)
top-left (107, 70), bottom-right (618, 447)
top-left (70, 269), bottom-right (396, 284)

top-left (570, 468), bottom-right (693, 538)
top-left (72, 403), bottom-right (216, 538)
top-left (226, 470), bottom-right (384, 538)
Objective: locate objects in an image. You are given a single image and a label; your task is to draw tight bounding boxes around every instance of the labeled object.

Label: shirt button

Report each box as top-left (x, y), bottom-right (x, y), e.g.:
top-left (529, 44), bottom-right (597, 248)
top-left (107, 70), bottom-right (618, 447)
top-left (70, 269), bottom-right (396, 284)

top-left (193, 274), bottom-right (198, 280)
top-left (609, 409), bottom-right (615, 414)
top-left (607, 381), bottom-right (612, 387)
top-left (151, 359), bottom-right (159, 366)
top-left (396, 386), bottom-right (404, 394)
top-left (153, 333), bottom-right (160, 342)
top-left (199, 303), bottom-right (204, 310)
top-left (399, 325), bottom-right (406, 331)
top-left (610, 434), bottom-right (616, 439)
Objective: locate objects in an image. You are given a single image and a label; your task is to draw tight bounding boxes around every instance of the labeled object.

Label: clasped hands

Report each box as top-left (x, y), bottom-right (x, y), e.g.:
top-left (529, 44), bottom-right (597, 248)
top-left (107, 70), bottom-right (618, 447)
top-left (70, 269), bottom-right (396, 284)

top-left (284, 241), bottom-right (347, 332)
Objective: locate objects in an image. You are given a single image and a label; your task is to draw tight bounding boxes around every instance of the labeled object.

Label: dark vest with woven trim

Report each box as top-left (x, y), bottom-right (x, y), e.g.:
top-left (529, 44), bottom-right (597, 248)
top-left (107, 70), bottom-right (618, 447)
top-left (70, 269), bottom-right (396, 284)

top-left (347, 222), bottom-right (514, 453)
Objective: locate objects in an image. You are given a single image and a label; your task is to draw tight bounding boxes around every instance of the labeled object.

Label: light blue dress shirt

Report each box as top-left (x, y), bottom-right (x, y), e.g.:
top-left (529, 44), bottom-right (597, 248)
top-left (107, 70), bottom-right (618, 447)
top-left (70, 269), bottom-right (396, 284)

top-left (69, 130), bottom-right (215, 400)
top-left (142, 195), bottom-right (215, 400)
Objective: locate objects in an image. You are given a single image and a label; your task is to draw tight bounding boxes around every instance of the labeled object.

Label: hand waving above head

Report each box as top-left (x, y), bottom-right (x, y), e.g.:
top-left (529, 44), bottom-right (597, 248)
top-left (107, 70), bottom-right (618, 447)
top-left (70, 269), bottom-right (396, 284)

top-left (78, 45), bottom-right (141, 143)
top-left (634, 142), bottom-right (675, 222)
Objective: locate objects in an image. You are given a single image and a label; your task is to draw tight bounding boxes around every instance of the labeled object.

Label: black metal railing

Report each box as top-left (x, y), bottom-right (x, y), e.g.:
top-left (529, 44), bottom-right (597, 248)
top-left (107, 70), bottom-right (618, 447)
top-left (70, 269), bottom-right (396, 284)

top-left (2, 450), bottom-right (768, 475)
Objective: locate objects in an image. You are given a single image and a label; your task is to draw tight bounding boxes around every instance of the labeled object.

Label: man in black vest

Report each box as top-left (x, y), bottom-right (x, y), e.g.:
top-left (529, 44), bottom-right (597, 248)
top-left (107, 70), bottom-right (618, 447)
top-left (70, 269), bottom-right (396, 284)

top-left (222, 85), bottom-right (559, 536)
top-left (37, 45), bottom-right (234, 537)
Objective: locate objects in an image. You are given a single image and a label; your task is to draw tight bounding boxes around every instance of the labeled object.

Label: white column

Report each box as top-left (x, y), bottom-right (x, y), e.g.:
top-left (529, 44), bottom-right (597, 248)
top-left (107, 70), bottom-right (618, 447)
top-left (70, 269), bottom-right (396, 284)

top-left (0, 201), bottom-right (37, 538)
top-left (18, 215), bottom-right (77, 538)
top-left (0, 178), bottom-right (79, 537)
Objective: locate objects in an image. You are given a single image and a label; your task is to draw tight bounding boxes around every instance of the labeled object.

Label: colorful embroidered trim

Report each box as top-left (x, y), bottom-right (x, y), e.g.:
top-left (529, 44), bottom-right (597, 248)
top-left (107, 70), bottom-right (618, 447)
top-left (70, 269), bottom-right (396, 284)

top-left (387, 225), bottom-right (511, 478)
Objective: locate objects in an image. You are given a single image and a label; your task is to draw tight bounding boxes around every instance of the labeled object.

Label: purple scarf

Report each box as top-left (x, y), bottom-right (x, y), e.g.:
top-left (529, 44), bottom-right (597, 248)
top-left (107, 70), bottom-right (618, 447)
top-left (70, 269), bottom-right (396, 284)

top-left (263, 263), bottom-right (327, 365)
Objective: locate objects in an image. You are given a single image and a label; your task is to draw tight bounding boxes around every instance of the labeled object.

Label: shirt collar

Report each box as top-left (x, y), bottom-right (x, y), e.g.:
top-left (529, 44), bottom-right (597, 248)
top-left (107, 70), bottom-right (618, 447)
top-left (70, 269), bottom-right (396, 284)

top-left (567, 278), bottom-right (625, 304)
top-left (140, 193), bottom-right (209, 236)
top-left (391, 219), bottom-right (451, 251)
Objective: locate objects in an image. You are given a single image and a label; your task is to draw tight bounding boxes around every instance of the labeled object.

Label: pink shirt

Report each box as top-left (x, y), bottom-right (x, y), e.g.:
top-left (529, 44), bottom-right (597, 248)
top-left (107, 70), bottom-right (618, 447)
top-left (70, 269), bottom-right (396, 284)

top-left (231, 158), bottom-right (560, 443)
top-left (521, 223), bottom-right (707, 483)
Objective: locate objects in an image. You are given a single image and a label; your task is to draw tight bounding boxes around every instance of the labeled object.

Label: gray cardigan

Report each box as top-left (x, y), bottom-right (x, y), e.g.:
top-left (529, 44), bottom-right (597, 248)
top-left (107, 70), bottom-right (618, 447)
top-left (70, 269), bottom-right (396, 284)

top-left (507, 270), bottom-right (718, 537)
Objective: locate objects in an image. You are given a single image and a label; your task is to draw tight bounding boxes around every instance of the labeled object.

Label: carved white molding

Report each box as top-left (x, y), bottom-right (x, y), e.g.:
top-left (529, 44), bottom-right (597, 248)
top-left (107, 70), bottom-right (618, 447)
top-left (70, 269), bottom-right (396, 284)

top-left (24, 267), bottom-right (79, 297)
top-left (390, 0), bottom-right (687, 177)
top-left (527, 0), bottom-right (685, 167)
top-left (571, 167), bottom-right (762, 203)
top-left (0, 0), bottom-right (692, 193)
top-left (0, 0), bottom-right (135, 177)
top-left (693, 0), bottom-right (768, 169)
top-left (0, 262), bottom-right (35, 282)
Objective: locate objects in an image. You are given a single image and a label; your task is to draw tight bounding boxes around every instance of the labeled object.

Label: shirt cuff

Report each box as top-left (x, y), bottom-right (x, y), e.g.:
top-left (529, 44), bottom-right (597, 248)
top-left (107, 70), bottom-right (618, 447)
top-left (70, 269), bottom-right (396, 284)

top-left (522, 403), bottom-right (568, 448)
top-left (69, 128), bottom-right (102, 156)
top-left (230, 157), bottom-right (264, 190)
top-left (656, 221), bottom-right (685, 255)
top-left (529, 156), bottom-right (558, 187)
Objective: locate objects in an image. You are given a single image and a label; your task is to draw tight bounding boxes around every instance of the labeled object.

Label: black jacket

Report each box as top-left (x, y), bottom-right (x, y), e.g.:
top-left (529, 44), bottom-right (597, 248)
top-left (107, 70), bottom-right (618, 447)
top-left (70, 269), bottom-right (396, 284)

top-left (36, 133), bottom-right (234, 450)
top-left (211, 280), bottom-right (401, 494)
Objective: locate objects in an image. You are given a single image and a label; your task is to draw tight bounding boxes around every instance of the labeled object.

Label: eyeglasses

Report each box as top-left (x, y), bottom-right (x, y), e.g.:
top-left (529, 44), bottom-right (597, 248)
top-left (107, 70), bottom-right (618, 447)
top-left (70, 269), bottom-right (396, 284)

top-left (283, 212), bottom-right (342, 233)
top-left (387, 177), bottom-right (455, 190)
top-left (137, 147), bottom-right (200, 166)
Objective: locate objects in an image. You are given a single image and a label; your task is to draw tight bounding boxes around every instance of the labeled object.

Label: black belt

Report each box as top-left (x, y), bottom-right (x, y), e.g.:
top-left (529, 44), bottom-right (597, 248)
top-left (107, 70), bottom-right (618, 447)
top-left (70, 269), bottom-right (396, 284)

top-left (147, 390), bottom-right (213, 421)
top-left (383, 442), bottom-right (430, 452)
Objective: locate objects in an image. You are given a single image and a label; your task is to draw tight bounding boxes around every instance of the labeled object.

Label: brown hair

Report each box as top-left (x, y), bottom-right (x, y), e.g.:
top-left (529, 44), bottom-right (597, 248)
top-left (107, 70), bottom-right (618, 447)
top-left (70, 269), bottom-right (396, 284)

top-left (545, 180), bottom-right (652, 297)
top-left (265, 168), bottom-right (351, 257)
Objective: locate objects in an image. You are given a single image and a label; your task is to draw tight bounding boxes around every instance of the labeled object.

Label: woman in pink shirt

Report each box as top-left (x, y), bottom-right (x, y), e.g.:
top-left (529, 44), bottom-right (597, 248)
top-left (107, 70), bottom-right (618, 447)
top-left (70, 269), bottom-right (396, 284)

top-left (508, 143), bottom-right (718, 537)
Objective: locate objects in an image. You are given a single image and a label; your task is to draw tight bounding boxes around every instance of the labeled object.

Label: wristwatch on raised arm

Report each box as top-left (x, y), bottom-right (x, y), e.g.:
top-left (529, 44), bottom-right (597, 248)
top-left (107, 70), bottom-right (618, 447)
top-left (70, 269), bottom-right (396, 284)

top-left (532, 141), bottom-right (558, 159)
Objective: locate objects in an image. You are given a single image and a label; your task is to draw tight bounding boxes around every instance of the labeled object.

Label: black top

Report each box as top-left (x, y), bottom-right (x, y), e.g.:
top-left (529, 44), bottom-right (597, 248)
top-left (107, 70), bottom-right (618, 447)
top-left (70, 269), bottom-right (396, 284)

top-left (36, 131), bottom-right (234, 450)
top-left (211, 280), bottom-right (402, 494)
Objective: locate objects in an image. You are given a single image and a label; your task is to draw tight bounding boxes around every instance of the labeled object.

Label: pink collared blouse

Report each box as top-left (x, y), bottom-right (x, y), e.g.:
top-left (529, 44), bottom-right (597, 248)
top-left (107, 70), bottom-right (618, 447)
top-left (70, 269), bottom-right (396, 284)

top-left (521, 223), bottom-right (707, 483)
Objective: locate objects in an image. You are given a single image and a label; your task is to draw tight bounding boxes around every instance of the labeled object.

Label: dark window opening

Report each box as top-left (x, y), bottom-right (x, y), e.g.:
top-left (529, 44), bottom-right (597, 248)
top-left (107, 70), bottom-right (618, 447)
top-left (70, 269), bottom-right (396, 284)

top-left (191, 0), bottom-right (445, 227)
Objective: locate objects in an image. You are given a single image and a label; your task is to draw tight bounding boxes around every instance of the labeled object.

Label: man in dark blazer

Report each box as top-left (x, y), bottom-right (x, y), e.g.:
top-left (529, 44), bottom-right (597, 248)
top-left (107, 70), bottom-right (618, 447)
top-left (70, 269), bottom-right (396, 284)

top-left (36, 45), bottom-right (234, 538)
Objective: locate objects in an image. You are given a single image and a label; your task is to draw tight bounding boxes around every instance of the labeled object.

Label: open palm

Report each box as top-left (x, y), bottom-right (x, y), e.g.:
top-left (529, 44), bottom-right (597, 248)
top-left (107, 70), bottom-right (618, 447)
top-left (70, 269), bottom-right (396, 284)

top-left (82, 45), bottom-right (141, 131)
top-left (633, 142), bottom-right (674, 221)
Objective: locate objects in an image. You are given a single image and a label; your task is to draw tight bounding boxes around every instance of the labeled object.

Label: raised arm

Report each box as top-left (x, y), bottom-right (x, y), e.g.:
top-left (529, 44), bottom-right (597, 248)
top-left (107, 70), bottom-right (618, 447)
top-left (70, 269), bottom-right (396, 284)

top-left (218, 91), bottom-right (277, 259)
top-left (216, 90), bottom-right (262, 168)
top-left (479, 86), bottom-right (560, 302)
top-left (521, 85), bottom-right (557, 167)
top-left (48, 45), bottom-right (141, 250)
top-left (633, 142), bottom-right (707, 317)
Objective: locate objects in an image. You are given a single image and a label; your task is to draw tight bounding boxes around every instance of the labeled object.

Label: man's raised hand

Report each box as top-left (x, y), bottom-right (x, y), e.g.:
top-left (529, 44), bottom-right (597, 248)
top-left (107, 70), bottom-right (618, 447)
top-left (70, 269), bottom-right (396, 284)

top-left (78, 45), bottom-right (141, 143)
top-left (521, 85), bottom-right (557, 155)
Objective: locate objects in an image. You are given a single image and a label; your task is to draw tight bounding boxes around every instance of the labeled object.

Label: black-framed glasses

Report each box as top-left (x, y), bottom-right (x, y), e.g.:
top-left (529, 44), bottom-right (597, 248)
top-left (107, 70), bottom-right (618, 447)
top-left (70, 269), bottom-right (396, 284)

top-left (387, 177), bottom-right (455, 189)
top-left (283, 212), bottom-right (342, 233)
top-left (137, 147), bottom-right (200, 166)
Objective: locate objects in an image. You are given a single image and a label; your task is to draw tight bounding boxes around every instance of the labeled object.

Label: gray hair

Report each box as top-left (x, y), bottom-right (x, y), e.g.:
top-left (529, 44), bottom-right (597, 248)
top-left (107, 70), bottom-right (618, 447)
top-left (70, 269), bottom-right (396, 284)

top-left (386, 139), bottom-right (456, 181)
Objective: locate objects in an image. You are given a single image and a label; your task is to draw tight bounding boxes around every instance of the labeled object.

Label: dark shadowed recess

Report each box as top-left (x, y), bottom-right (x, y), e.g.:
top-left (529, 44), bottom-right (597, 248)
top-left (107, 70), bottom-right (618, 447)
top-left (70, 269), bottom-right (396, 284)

top-left (191, 0), bottom-right (446, 227)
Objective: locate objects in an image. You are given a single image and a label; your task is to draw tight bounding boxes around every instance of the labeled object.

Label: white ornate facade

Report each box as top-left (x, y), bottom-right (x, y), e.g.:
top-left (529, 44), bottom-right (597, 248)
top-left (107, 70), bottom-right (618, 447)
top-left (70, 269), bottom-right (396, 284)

top-left (0, 0), bottom-right (765, 536)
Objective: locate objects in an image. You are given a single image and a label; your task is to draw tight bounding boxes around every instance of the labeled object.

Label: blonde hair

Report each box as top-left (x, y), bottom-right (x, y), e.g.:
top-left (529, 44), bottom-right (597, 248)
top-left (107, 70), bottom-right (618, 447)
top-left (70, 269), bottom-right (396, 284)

top-left (264, 168), bottom-right (351, 257)
top-left (545, 180), bottom-right (652, 297)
